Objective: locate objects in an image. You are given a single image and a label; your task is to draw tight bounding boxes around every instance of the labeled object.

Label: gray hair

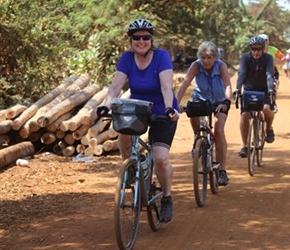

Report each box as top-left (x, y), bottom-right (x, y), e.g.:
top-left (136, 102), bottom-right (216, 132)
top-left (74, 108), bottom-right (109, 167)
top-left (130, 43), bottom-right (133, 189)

top-left (197, 41), bottom-right (220, 59)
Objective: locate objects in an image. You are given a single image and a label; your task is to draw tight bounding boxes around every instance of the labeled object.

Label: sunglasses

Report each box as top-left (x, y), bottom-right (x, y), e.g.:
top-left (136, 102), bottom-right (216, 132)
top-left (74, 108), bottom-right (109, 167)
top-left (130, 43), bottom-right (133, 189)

top-left (132, 35), bottom-right (152, 41)
top-left (251, 47), bottom-right (263, 52)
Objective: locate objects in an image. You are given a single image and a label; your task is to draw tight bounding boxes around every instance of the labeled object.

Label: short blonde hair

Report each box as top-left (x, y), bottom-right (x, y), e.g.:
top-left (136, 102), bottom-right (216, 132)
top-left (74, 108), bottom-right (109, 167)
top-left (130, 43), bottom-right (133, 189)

top-left (197, 41), bottom-right (220, 59)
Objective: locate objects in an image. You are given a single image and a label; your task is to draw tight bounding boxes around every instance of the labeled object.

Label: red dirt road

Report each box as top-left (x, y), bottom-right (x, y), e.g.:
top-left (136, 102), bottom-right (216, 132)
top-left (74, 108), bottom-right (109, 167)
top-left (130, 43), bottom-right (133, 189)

top-left (1, 73), bottom-right (289, 250)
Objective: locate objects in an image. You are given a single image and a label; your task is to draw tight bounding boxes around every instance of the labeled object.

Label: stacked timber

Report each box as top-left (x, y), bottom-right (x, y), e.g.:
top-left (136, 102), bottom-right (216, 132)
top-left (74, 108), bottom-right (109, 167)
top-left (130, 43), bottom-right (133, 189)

top-left (0, 74), bottom-right (129, 168)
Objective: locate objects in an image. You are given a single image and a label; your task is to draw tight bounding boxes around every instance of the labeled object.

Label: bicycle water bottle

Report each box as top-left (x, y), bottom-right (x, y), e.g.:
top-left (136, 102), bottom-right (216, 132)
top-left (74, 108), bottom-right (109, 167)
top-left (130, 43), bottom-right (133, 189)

top-left (140, 154), bottom-right (149, 179)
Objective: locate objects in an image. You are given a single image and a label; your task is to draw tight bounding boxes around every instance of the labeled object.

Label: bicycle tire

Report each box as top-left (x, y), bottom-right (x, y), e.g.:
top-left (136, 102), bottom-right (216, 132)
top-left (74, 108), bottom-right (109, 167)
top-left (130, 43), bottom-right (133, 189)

top-left (247, 119), bottom-right (256, 176)
top-left (257, 113), bottom-right (266, 167)
top-left (209, 145), bottom-right (219, 194)
top-left (114, 159), bottom-right (140, 250)
top-left (147, 160), bottom-right (162, 232)
top-left (193, 138), bottom-right (208, 207)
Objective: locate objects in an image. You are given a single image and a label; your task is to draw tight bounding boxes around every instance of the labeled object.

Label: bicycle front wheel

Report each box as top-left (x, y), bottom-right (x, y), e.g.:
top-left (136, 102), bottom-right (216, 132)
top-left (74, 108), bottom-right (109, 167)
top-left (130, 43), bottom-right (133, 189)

top-left (247, 119), bottom-right (256, 176)
top-left (193, 138), bottom-right (208, 207)
top-left (257, 114), bottom-right (266, 167)
top-left (147, 160), bottom-right (162, 232)
top-left (114, 159), bottom-right (140, 250)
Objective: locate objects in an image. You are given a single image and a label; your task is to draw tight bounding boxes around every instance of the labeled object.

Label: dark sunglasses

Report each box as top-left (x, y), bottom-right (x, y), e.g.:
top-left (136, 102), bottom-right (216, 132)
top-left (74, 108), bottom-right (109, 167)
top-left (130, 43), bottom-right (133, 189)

top-left (251, 47), bottom-right (263, 52)
top-left (132, 34), bottom-right (152, 41)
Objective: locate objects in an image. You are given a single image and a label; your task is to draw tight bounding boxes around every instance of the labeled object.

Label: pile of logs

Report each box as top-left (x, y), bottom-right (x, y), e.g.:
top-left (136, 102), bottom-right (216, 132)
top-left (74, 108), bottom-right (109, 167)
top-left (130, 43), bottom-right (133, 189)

top-left (0, 73), bottom-right (134, 168)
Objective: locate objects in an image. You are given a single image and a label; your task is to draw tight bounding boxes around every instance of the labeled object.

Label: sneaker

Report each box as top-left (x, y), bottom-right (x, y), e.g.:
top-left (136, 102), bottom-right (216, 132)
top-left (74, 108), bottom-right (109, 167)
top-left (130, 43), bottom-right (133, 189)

top-left (218, 170), bottom-right (229, 186)
top-left (159, 196), bottom-right (173, 223)
top-left (239, 147), bottom-right (247, 158)
top-left (265, 128), bottom-right (275, 143)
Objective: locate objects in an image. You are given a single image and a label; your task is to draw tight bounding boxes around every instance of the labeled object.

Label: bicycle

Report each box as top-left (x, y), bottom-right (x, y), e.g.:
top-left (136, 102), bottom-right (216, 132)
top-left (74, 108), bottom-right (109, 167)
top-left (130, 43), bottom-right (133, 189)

top-left (184, 100), bottom-right (219, 207)
top-left (102, 98), bottom-right (167, 250)
top-left (235, 90), bottom-right (272, 176)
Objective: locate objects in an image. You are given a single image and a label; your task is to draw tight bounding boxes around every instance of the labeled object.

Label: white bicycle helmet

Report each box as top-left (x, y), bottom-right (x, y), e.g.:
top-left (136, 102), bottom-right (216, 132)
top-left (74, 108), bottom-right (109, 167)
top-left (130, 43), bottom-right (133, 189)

top-left (127, 19), bottom-right (154, 36)
top-left (258, 34), bottom-right (269, 40)
top-left (249, 36), bottom-right (265, 46)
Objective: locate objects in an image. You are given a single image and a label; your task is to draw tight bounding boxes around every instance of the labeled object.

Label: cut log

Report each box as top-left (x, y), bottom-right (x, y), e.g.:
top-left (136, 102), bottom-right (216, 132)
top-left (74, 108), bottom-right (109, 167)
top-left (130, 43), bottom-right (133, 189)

top-left (62, 145), bottom-right (75, 157)
top-left (5, 104), bottom-right (27, 119)
top-left (72, 125), bottom-right (90, 140)
top-left (80, 133), bottom-right (90, 146)
top-left (64, 133), bottom-right (74, 145)
top-left (0, 110), bottom-right (6, 122)
top-left (103, 139), bottom-right (119, 152)
top-left (55, 129), bottom-right (66, 139)
top-left (87, 117), bottom-right (111, 137)
top-left (41, 132), bottom-right (57, 145)
top-left (46, 110), bottom-right (74, 132)
top-left (93, 145), bottom-right (104, 156)
top-left (88, 128), bottom-right (118, 147)
top-left (26, 74), bottom-right (89, 134)
top-left (80, 87), bottom-right (108, 126)
top-left (37, 84), bottom-right (99, 128)
top-left (53, 141), bottom-right (67, 155)
top-left (60, 85), bottom-right (106, 131)
top-left (84, 146), bottom-right (94, 157)
top-left (76, 144), bottom-right (86, 154)
top-left (11, 75), bottom-right (80, 131)
top-left (0, 141), bottom-right (35, 169)
top-left (0, 120), bottom-right (12, 134)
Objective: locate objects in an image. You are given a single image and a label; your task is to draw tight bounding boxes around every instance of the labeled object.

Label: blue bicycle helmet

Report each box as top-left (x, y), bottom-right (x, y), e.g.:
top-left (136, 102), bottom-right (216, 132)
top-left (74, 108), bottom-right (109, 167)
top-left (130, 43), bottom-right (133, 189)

top-left (248, 36), bottom-right (265, 46)
top-left (127, 19), bottom-right (154, 36)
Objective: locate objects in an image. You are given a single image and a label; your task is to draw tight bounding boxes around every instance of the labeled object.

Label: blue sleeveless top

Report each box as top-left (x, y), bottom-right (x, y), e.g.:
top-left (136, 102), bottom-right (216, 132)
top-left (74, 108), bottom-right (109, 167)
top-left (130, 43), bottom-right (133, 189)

top-left (191, 59), bottom-right (226, 103)
top-left (117, 48), bottom-right (179, 114)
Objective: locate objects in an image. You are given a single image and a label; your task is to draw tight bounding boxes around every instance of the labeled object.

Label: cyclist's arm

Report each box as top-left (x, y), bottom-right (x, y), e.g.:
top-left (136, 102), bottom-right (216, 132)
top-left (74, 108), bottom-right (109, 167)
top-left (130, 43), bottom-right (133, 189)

top-left (236, 54), bottom-right (248, 91)
top-left (266, 55), bottom-right (275, 92)
top-left (103, 71), bottom-right (128, 109)
top-left (176, 61), bottom-right (198, 103)
top-left (220, 61), bottom-right (232, 100)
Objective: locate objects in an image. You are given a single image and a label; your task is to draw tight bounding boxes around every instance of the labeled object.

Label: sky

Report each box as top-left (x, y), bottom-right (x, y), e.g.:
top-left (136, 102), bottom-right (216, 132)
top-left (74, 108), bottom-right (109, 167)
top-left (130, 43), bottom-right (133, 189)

top-left (242, 0), bottom-right (290, 10)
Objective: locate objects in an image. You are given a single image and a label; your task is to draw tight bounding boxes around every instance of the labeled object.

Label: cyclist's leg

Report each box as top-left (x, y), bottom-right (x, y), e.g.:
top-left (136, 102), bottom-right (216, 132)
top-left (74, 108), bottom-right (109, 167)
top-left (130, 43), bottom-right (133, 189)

top-left (239, 109), bottom-right (251, 157)
top-left (150, 119), bottom-right (177, 223)
top-left (190, 117), bottom-right (200, 133)
top-left (214, 110), bottom-right (229, 185)
top-left (117, 134), bottom-right (132, 159)
top-left (263, 100), bottom-right (275, 143)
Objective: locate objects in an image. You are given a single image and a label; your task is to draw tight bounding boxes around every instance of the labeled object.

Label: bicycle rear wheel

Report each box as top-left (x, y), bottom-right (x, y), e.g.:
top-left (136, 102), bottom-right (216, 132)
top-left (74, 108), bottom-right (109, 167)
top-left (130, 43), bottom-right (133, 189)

top-left (247, 118), bottom-right (256, 176)
top-left (257, 113), bottom-right (266, 167)
top-left (193, 138), bottom-right (208, 207)
top-left (209, 145), bottom-right (219, 194)
top-left (114, 159), bottom-right (140, 250)
top-left (147, 160), bottom-right (162, 232)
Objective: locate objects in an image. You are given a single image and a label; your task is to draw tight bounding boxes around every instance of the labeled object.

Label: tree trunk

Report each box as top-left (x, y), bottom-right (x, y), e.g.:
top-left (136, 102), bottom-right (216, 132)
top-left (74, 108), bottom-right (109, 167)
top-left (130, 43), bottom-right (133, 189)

top-left (80, 87), bottom-right (108, 126)
top-left (72, 125), bottom-right (90, 140)
top-left (11, 75), bottom-right (80, 131)
top-left (0, 120), bottom-right (12, 134)
top-left (37, 84), bottom-right (99, 128)
top-left (0, 141), bottom-right (35, 169)
top-left (5, 104), bottom-right (27, 119)
top-left (103, 139), bottom-right (119, 152)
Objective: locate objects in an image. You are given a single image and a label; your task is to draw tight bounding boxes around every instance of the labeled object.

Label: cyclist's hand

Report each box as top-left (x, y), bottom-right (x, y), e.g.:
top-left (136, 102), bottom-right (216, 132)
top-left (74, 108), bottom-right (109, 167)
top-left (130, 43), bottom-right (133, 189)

top-left (178, 104), bottom-right (185, 114)
top-left (233, 90), bottom-right (241, 99)
top-left (91, 106), bottom-right (109, 118)
top-left (165, 107), bottom-right (179, 121)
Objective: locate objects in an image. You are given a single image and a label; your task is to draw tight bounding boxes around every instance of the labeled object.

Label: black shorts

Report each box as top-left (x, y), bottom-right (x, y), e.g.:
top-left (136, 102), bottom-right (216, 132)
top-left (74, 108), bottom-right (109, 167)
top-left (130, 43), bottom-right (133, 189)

top-left (149, 119), bottom-right (177, 149)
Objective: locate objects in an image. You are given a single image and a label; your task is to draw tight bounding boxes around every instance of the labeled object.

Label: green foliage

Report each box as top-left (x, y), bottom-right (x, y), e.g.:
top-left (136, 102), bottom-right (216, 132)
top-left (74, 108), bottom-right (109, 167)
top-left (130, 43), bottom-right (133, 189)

top-left (0, 0), bottom-right (289, 108)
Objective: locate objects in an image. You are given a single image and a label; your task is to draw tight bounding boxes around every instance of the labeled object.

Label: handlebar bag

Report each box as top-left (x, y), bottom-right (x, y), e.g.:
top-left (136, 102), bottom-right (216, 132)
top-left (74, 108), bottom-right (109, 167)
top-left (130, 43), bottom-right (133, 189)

top-left (186, 99), bottom-right (213, 117)
top-left (242, 90), bottom-right (265, 111)
top-left (111, 98), bottom-right (152, 135)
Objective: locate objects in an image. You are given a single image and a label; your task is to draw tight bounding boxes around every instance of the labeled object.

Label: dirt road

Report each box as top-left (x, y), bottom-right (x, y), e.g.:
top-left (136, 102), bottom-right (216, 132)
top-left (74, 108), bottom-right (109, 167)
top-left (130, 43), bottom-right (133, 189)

top-left (1, 73), bottom-right (289, 250)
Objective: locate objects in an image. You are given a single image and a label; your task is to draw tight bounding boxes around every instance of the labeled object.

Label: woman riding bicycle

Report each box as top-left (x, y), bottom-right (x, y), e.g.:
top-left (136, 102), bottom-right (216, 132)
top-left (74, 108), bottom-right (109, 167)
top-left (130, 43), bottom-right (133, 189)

top-left (176, 41), bottom-right (232, 186)
top-left (92, 18), bottom-right (179, 223)
top-left (236, 35), bottom-right (275, 158)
